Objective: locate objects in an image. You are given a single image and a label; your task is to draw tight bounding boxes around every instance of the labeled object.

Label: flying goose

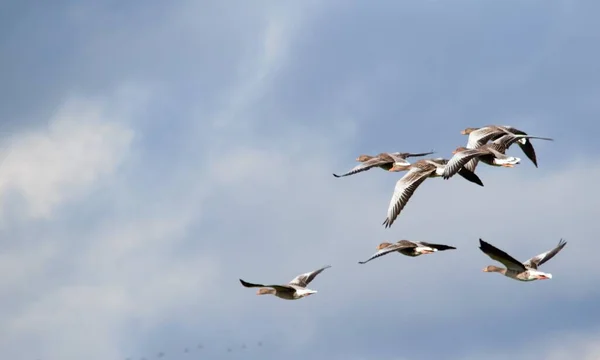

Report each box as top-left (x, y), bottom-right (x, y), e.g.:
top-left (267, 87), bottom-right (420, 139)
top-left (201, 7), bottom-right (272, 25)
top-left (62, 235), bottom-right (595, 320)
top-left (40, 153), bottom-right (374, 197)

top-left (332, 150), bottom-right (434, 178)
top-left (479, 238), bottom-right (567, 282)
top-left (461, 125), bottom-right (552, 171)
top-left (443, 133), bottom-right (553, 180)
top-left (358, 240), bottom-right (456, 264)
top-left (382, 158), bottom-right (484, 228)
top-left (239, 265), bottom-right (331, 300)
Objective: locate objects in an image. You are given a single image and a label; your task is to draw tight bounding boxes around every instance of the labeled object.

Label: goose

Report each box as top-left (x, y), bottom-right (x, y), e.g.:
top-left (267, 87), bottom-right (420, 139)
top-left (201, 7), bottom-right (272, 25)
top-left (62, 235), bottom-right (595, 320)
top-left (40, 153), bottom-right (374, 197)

top-left (382, 158), bottom-right (484, 228)
top-left (443, 132), bottom-right (553, 180)
top-left (461, 125), bottom-right (552, 171)
top-left (479, 238), bottom-right (567, 281)
top-left (358, 240), bottom-right (456, 264)
top-left (332, 150), bottom-right (434, 178)
top-left (239, 265), bottom-right (331, 300)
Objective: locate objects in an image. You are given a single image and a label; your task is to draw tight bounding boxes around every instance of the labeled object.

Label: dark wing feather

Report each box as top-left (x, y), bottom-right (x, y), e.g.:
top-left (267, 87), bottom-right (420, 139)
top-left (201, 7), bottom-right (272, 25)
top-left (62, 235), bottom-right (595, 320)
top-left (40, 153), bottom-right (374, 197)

top-left (497, 127), bottom-right (538, 167)
top-left (517, 141), bottom-right (538, 167)
top-left (457, 167), bottom-right (484, 187)
top-left (417, 241), bottom-right (457, 251)
top-left (270, 285), bottom-right (297, 294)
top-left (239, 279), bottom-right (266, 288)
top-left (523, 239), bottom-right (567, 269)
top-left (240, 279), bottom-right (296, 294)
top-left (478, 239), bottom-right (527, 272)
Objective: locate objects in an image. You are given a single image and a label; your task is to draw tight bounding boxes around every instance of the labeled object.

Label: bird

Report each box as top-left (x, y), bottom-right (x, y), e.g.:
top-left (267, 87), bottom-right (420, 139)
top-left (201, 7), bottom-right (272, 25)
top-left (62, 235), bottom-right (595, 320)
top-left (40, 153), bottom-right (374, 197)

top-left (461, 125), bottom-right (552, 170)
top-left (443, 132), bottom-right (553, 180)
top-left (381, 158), bottom-right (484, 228)
top-left (358, 240), bottom-right (456, 264)
top-left (239, 265), bottom-right (331, 300)
top-left (332, 150), bottom-right (435, 178)
top-left (479, 238), bottom-right (567, 281)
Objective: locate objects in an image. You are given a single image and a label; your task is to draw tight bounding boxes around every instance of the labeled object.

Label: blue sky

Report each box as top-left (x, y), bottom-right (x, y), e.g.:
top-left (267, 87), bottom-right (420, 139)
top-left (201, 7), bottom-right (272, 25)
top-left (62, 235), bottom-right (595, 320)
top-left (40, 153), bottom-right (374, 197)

top-left (1, 0), bottom-right (600, 359)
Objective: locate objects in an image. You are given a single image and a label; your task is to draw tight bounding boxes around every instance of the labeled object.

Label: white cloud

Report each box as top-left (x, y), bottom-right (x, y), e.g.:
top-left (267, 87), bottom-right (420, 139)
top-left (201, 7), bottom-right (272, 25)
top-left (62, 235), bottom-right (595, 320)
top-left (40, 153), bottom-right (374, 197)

top-left (0, 2), bottom-right (331, 359)
top-left (0, 97), bottom-right (134, 219)
top-left (0, 85), bottom-right (223, 360)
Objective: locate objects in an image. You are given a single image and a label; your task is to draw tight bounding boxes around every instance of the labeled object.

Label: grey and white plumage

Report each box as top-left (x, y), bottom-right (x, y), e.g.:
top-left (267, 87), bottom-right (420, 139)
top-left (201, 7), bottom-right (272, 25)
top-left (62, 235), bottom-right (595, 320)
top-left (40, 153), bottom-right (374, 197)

top-left (479, 238), bottom-right (567, 282)
top-left (461, 125), bottom-right (553, 171)
top-left (358, 240), bottom-right (456, 264)
top-left (332, 150), bottom-right (435, 178)
top-left (381, 158), bottom-right (484, 229)
top-left (239, 265), bottom-right (331, 300)
top-left (443, 133), bottom-right (553, 180)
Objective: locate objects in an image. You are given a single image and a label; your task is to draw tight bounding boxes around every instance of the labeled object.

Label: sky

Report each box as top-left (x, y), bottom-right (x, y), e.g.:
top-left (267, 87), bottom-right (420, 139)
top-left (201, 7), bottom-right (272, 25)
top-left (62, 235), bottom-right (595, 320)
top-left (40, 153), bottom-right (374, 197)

top-left (1, 0), bottom-right (600, 359)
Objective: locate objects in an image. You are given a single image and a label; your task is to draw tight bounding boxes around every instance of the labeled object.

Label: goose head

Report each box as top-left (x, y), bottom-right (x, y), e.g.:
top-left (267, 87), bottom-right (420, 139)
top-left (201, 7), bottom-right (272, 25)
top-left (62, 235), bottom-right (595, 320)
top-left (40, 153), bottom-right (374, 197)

top-left (356, 155), bottom-right (373, 162)
top-left (461, 127), bottom-right (480, 135)
top-left (377, 242), bottom-right (393, 250)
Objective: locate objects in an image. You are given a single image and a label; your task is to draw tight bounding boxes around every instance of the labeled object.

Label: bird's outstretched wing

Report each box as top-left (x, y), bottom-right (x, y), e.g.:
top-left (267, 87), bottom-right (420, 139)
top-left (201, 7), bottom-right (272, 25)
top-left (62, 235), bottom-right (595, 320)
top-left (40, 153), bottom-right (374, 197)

top-left (478, 239), bottom-right (527, 272)
top-left (382, 166), bottom-right (434, 228)
top-left (288, 265), bottom-right (332, 287)
top-left (522, 239), bottom-right (567, 270)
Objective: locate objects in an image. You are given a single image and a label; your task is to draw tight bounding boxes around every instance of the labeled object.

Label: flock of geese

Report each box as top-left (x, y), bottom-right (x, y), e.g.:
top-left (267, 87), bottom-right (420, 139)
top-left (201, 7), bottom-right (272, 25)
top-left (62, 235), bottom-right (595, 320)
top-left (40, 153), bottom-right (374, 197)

top-left (239, 124), bottom-right (567, 300)
top-left (120, 341), bottom-right (264, 360)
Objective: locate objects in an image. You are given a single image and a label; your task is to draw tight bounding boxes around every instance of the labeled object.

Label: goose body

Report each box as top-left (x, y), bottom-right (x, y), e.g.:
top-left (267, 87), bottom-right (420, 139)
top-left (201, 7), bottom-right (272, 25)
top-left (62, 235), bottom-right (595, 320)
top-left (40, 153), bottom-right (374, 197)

top-left (333, 150), bottom-right (434, 178)
top-left (239, 265), bottom-right (331, 300)
top-left (443, 133), bottom-right (553, 180)
top-left (461, 125), bottom-right (553, 171)
top-left (479, 238), bottom-right (566, 282)
top-left (359, 240), bottom-right (456, 264)
top-left (381, 158), bottom-right (483, 228)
